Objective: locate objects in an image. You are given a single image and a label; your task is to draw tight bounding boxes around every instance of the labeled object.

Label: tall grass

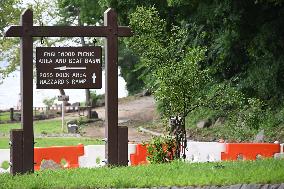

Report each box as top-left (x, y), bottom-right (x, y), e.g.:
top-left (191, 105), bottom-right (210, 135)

top-left (0, 159), bottom-right (283, 188)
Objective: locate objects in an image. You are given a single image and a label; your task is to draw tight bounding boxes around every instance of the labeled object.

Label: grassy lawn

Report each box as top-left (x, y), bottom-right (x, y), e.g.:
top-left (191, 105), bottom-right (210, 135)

top-left (0, 112), bottom-right (10, 122)
top-left (0, 159), bottom-right (283, 188)
top-left (0, 119), bottom-right (69, 136)
top-left (0, 137), bottom-right (103, 149)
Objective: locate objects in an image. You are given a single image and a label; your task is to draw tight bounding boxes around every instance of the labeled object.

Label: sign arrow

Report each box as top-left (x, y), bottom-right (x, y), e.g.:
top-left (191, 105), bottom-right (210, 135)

top-left (54, 66), bottom-right (86, 71)
top-left (92, 73), bottom-right (96, 83)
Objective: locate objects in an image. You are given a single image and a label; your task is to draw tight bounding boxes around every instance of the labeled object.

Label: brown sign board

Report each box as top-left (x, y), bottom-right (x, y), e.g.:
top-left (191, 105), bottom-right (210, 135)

top-left (36, 47), bottom-right (102, 89)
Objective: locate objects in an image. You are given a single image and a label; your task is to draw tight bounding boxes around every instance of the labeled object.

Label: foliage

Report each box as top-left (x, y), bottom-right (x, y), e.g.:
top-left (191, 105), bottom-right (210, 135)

top-left (90, 91), bottom-right (99, 107)
top-left (127, 1), bottom-right (284, 133)
top-left (42, 97), bottom-right (57, 108)
top-left (0, 112), bottom-right (10, 122)
top-left (146, 136), bottom-right (177, 164)
top-left (0, 0), bottom-right (21, 83)
top-left (118, 45), bottom-right (145, 95)
top-left (1, 0), bottom-right (65, 83)
top-left (57, 0), bottom-right (105, 25)
top-left (1, 159), bottom-right (284, 188)
top-left (128, 7), bottom-right (209, 118)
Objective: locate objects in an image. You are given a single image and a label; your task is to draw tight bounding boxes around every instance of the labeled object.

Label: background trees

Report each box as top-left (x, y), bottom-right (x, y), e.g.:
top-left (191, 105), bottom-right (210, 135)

top-left (0, 0), bottom-right (21, 83)
top-left (124, 1), bottom-right (284, 134)
top-left (1, 0), bottom-right (284, 134)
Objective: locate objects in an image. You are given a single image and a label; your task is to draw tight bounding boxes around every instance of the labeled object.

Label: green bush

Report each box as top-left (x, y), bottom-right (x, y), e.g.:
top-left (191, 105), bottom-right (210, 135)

top-left (146, 136), bottom-right (177, 164)
top-left (90, 91), bottom-right (104, 107)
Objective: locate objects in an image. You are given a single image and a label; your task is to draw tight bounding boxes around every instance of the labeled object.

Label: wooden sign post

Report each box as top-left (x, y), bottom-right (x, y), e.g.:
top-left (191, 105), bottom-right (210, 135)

top-left (5, 8), bottom-right (132, 175)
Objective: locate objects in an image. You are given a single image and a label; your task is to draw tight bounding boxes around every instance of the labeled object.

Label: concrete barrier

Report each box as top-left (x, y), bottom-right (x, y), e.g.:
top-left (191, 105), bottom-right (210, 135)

top-left (78, 144), bottom-right (137, 167)
top-left (185, 142), bottom-right (226, 162)
top-left (0, 149), bottom-right (10, 173)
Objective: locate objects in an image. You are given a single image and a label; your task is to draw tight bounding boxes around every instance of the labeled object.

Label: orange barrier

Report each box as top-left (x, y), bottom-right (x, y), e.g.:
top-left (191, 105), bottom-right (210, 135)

top-left (34, 144), bottom-right (84, 170)
top-left (221, 143), bottom-right (280, 160)
top-left (130, 144), bottom-right (148, 166)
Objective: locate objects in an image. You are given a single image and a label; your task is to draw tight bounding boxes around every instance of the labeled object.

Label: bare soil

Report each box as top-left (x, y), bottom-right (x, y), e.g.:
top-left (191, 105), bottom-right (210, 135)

top-left (79, 96), bottom-right (163, 142)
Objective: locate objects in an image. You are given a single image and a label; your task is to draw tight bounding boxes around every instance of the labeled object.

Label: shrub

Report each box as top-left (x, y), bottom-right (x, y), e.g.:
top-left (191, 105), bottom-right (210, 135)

top-left (146, 136), bottom-right (177, 164)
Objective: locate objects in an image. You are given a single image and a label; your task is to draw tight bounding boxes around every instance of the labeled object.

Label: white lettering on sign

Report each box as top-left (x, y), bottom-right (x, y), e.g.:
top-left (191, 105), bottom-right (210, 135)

top-left (55, 59), bottom-right (67, 64)
top-left (71, 79), bottom-right (86, 84)
top-left (68, 58), bottom-right (82, 64)
top-left (58, 52), bottom-right (76, 57)
top-left (43, 52), bottom-right (55, 57)
top-left (39, 79), bottom-right (65, 85)
top-left (39, 73), bottom-right (53, 77)
top-left (37, 47), bottom-right (102, 89)
top-left (77, 52), bottom-right (95, 56)
top-left (55, 73), bottom-right (70, 77)
top-left (85, 58), bottom-right (100, 64)
top-left (39, 59), bottom-right (52, 64)
top-left (72, 73), bottom-right (86, 78)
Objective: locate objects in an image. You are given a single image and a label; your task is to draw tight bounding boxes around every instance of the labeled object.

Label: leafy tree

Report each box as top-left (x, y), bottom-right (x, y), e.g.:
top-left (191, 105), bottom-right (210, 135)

top-left (128, 7), bottom-right (209, 118)
top-left (42, 96), bottom-right (57, 108)
top-left (0, 0), bottom-right (21, 83)
top-left (1, 0), bottom-right (71, 108)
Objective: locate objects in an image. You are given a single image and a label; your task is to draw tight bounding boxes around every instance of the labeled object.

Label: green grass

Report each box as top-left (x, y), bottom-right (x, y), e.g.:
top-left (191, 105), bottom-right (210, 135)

top-left (0, 119), bottom-right (67, 136)
top-left (0, 137), bottom-right (103, 149)
top-left (0, 159), bottom-right (283, 188)
top-left (0, 112), bottom-right (10, 122)
top-left (0, 111), bottom-right (46, 122)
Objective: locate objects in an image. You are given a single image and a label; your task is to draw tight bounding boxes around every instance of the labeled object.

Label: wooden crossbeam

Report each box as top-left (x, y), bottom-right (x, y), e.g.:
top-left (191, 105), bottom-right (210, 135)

top-left (5, 26), bottom-right (132, 37)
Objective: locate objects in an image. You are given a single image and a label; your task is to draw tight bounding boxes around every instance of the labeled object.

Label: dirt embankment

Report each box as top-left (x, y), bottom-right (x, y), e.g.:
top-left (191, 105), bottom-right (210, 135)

top-left (81, 96), bottom-right (162, 142)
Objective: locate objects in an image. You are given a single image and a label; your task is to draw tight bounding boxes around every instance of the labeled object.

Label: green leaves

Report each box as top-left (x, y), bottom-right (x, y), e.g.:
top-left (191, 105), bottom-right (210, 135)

top-left (146, 136), bottom-right (177, 164)
top-left (128, 6), bottom-right (209, 118)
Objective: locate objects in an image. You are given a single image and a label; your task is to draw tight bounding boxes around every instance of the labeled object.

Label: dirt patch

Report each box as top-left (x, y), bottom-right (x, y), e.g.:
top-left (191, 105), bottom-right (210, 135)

top-left (95, 96), bottom-right (159, 122)
top-left (80, 96), bottom-right (163, 142)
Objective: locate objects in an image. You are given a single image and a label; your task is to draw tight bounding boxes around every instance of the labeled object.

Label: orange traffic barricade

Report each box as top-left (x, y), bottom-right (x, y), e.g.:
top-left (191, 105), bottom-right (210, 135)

top-left (34, 144), bottom-right (84, 170)
top-left (221, 143), bottom-right (280, 160)
top-left (130, 144), bottom-right (148, 166)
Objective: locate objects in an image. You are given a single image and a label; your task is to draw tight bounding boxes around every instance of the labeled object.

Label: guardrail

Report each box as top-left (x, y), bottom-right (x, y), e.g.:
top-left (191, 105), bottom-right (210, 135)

top-left (0, 142), bottom-right (283, 173)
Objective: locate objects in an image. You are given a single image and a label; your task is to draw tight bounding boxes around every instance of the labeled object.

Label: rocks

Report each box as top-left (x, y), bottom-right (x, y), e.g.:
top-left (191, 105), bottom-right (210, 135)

top-left (34, 113), bottom-right (47, 120)
top-left (13, 113), bottom-right (21, 121)
top-left (96, 98), bottom-right (105, 107)
top-left (196, 117), bottom-right (226, 129)
top-left (143, 89), bottom-right (151, 96)
top-left (66, 119), bottom-right (79, 133)
top-left (40, 160), bottom-right (61, 170)
top-left (214, 117), bottom-right (225, 127)
top-left (135, 89), bottom-right (152, 97)
top-left (197, 119), bottom-right (212, 129)
top-left (253, 129), bottom-right (265, 143)
top-left (66, 119), bottom-right (78, 125)
top-left (90, 110), bottom-right (98, 119)
top-left (67, 124), bottom-right (79, 133)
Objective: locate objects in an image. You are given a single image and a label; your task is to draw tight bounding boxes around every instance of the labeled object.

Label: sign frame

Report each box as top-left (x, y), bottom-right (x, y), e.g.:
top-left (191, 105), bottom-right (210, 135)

top-left (5, 8), bottom-right (132, 175)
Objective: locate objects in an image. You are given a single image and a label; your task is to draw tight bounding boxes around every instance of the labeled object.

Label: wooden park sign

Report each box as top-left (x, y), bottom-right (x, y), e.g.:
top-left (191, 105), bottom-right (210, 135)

top-left (36, 47), bottom-right (102, 89)
top-left (5, 8), bottom-right (132, 175)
